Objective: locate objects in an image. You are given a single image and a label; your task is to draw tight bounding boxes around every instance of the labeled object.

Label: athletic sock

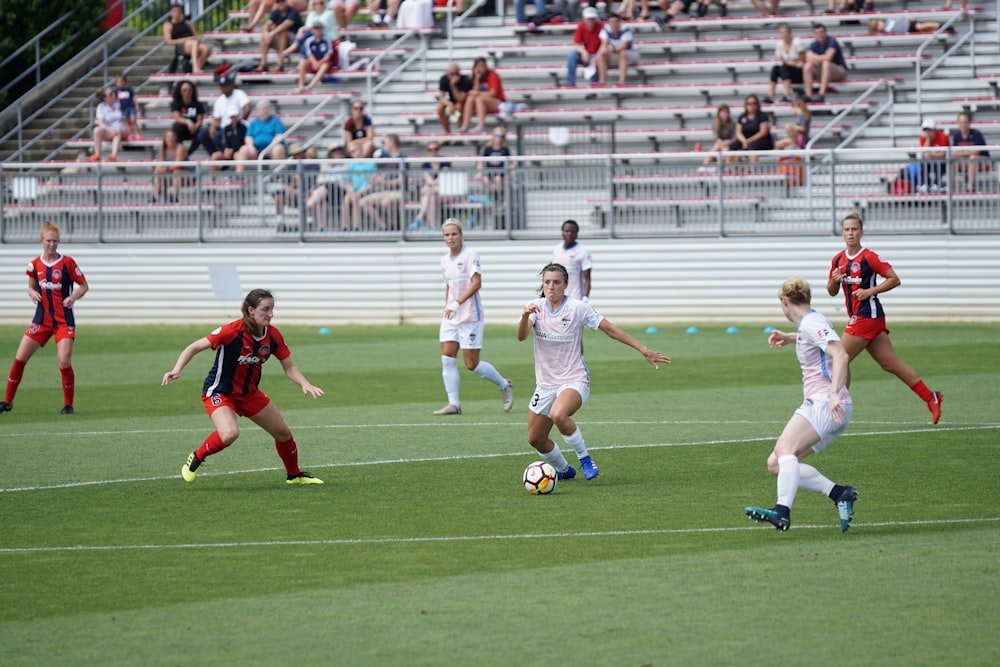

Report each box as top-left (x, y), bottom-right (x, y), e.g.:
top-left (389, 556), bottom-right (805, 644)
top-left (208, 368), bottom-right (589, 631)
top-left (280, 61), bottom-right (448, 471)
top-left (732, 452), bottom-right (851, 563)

top-left (776, 454), bottom-right (800, 509)
top-left (909, 380), bottom-right (934, 403)
top-left (5, 358), bottom-right (26, 402)
top-left (441, 356), bottom-right (461, 406)
top-left (274, 437), bottom-right (300, 476)
top-left (472, 359), bottom-right (505, 388)
top-left (60, 365), bottom-right (75, 407)
top-left (539, 443), bottom-right (571, 473)
top-left (562, 428), bottom-right (589, 460)
top-left (196, 431), bottom-right (228, 460)
top-left (798, 462), bottom-right (835, 496)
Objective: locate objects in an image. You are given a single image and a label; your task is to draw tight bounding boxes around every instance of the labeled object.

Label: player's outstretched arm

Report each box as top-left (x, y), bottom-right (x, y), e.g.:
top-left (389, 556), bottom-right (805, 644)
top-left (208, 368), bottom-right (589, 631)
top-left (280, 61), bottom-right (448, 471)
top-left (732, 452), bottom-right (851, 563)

top-left (280, 356), bottom-right (324, 398)
top-left (162, 338), bottom-right (212, 386)
top-left (598, 319), bottom-right (670, 369)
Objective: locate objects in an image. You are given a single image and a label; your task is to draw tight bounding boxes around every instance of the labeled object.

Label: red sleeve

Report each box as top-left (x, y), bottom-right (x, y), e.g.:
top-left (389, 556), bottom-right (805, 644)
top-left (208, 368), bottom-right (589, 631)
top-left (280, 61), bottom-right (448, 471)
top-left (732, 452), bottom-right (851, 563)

top-left (863, 249), bottom-right (893, 276)
top-left (268, 326), bottom-right (291, 360)
top-left (63, 256), bottom-right (86, 285)
top-left (487, 71), bottom-right (505, 101)
top-left (206, 320), bottom-right (241, 350)
top-left (829, 251), bottom-right (844, 279)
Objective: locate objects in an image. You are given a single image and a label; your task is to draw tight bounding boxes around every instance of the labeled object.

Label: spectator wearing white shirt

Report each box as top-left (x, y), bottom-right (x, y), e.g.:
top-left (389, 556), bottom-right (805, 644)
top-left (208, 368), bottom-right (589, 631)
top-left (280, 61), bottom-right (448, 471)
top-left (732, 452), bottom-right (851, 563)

top-left (596, 14), bottom-right (639, 87)
top-left (764, 23), bottom-right (805, 104)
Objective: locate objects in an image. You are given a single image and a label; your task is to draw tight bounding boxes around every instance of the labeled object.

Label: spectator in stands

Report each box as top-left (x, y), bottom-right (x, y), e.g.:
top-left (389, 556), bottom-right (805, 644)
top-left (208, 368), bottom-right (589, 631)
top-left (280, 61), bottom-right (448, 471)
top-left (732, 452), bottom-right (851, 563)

top-left (654, 0), bottom-right (724, 29)
top-left (299, 0), bottom-right (337, 42)
top-left (274, 142), bottom-right (320, 226)
top-left (170, 80), bottom-right (208, 156)
top-left (244, 0), bottom-right (274, 32)
top-left (89, 87), bottom-right (129, 162)
top-left (397, 0), bottom-right (435, 28)
top-left (460, 57), bottom-right (505, 133)
top-left (344, 98), bottom-right (375, 156)
top-left (750, 0), bottom-right (777, 16)
top-left (597, 14), bottom-right (639, 87)
top-left (368, 0), bottom-right (401, 27)
top-left (412, 141), bottom-right (452, 231)
top-left (826, 0), bottom-right (872, 13)
top-left (152, 129), bottom-right (189, 203)
top-left (915, 118), bottom-right (949, 192)
top-left (306, 145), bottom-right (348, 231)
top-left (516, 0), bottom-right (545, 24)
top-left (288, 21), bottom-right (336, 92)
top-left (700, 103), bottom-right (734, 171)
top-left (764, 23), bottom-right (805, 104)
top-left (114, 73), bottom-right (142, 141)
top-left (330, 0), bottom-right (360, 30)
top-left (802, 23), bottom-right (848, 103)
top-left (235, 100), bottom-right (288, 168)
top-left (342, 141), bottom-right (378, 230)
top-left (256, 0), bottom-right (303, 72)
top-left (210, 73), bottom-right (252, 154)
top-left (477, 125), bottom-right (513, 199)
top-left (729, 94), bottom-right (773, 163)
top-left (867, 16), bottom-right (942, 35)
top-left (163, 1), bottom-right (210, 74)
top-left (364, 133), bottom-right (408, 231)
top-left (565, 7), bottom-right (605, 87)
top-left (437, 62), bottom-right (473, 134)
top-left (776, 97), bottom-right (811, 150)
top-left (950, 110), bottom-right (989, 193)
top-left (209, 104), bottom-right (247, 171)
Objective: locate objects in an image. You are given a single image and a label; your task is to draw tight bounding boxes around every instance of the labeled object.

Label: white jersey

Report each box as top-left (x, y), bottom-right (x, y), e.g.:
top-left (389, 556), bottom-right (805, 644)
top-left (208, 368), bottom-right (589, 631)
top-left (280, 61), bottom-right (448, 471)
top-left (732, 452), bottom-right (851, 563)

top-left (440, 245), bottom-right (483, 324)
top-left (526, 296), bottom-right (603, 389)
top-left (552, 241), bottom-right (592, 300)
top-left (796, 309), bottom-right (851, 403)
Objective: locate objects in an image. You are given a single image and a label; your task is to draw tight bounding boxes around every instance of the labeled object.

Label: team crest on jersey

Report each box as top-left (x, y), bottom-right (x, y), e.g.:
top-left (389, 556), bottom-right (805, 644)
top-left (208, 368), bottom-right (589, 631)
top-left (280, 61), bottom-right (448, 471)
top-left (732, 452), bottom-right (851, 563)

top-left (259, 345), bottom-right (270, 356)
top-left (851, 262), bottom-right (860, 274)
top-left (817, 328), bottom-right (830, 339)
top-left (561, 316), bottom-right (572, 327)
top-left (52, 269), bottom-right (62, 280)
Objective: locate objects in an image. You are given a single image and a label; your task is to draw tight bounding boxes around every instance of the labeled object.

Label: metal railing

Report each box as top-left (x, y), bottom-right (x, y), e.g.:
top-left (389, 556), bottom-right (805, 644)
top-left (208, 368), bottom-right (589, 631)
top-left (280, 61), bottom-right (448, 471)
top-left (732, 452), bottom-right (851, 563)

top-left (3, 147), bottom-right (999, 244)
top-left (915, 12), bottom-right (976, 120)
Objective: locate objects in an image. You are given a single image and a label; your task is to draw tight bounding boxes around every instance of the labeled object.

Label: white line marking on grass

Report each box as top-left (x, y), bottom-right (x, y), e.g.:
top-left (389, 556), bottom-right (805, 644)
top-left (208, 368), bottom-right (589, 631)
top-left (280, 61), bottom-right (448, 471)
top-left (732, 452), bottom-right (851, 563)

top-left (1, 517), bottom-right (997, 555)
top-left (2, 424), bottom-right (997, 494)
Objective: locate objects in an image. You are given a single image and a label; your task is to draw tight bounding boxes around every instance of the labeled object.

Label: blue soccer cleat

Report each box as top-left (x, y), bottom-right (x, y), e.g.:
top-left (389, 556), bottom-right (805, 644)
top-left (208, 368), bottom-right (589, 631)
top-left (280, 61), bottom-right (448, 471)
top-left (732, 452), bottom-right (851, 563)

top-left (579, 455), bottom-right (599, 480)
top-left (745, 505), bottom-right (790, 531)
top-left (832, 485), bottom-right (858, 532)
top-left (556, 465), bottom-right (577, 480)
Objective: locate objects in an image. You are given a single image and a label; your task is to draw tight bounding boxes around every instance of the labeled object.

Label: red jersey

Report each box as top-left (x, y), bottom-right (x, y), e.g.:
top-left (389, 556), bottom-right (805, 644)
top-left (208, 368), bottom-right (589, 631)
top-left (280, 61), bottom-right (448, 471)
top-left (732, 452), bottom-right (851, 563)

top-left (829, 247), bottom-right (892, 320)
top-left (201, 320), bottom-right (290, 398)
top-left (573, 21), bottom-right (604, 54)
top-left (26, 254), bottom-right (86, 329)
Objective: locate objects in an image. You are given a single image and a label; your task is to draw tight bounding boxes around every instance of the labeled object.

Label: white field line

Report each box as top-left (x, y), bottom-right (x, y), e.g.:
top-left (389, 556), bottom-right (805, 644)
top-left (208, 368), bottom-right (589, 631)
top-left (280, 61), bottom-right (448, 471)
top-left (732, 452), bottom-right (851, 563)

top-left (1, 423), bottom-right (997, 494)
top-left (0, 517), bottom-right (997, 555)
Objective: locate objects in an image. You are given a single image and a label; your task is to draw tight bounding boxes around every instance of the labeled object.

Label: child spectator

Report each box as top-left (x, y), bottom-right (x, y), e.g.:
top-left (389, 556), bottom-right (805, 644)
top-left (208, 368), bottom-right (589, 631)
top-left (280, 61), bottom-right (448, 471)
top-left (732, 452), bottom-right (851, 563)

top-left (776, 98), bottom-right (811, 150)
top-left (287, 21), bottom-right (336, 92)
top-left (597, 14), bottom-right (639, 86)
top-left (209, 104), bottom-right (247, 171)
top-left (114, 73), bottom-right (142, 141)
top-left (700, 103), bottom-right (735, 171)
top-left (764, 23), bottom-right (805, 104)
top-left (950, 111), bottom-right (989, 193)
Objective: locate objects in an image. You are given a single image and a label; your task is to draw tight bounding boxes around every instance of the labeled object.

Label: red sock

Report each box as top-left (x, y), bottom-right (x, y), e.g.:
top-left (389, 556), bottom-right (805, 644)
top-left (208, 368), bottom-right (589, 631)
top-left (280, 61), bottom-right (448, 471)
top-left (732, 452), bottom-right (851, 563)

top-left (5, 358), bottom-right (26, 403)
top-left (274, 437), bottom-right (300, 476)
top-left (910, 380), bottom-right (933, 403)
top-left (60, 366), bottom-right (75, 407)
top-left (195, 431), bottom-right (228, 460)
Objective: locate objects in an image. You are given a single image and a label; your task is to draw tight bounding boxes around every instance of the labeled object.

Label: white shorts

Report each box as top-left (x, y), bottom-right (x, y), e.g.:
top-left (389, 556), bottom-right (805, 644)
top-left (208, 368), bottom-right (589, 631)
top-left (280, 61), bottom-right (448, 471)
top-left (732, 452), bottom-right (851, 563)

top-left (795, 395), bottom-right (852, 453)
top-left (528, 382), bottom-right (590, 417)
top-left (439, 319), bottom-right (484, 349)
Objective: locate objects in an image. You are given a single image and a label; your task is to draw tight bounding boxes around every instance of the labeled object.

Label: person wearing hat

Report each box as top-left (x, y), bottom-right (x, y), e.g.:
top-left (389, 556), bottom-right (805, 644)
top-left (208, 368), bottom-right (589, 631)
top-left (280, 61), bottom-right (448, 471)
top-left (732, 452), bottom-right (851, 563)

top-left (802, 23), bottom-right (847, 103)
top-left (565, 7), bottom-right (605, 87)
top-left (163, 2), bottom-right (211, 74)
top-left (290, 21), bottom-right (336, 93)
top-left (209, 74), bottom-right (251, 155)
top-left (209, 103), bottom-right (247, 171)
top-left (257, 0), bottom-right (303, 72)
top-left (916, 118), bottom-right (949, 192)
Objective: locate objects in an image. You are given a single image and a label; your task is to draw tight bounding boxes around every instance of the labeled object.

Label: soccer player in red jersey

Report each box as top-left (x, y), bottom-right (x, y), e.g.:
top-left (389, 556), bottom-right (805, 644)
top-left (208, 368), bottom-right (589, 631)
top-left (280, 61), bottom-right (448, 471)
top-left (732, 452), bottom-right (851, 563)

top-left (161, 289), bottom-right (325, 485)
top-left (827, 212), bottom-right (943, 424)
top-left (1, 221), bottom-right (89, 415)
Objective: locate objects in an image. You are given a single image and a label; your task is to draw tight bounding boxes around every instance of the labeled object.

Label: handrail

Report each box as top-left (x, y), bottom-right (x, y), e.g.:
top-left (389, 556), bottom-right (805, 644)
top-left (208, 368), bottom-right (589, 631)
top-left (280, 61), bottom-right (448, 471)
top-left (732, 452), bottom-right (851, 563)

top-left (365, 31), bottom-right (428, 114)
top-left (806, 78), bottom-right (885, 151)
top-left (0, 12), bottom-right (77, 99)
top-left (915, 12), bottom-right (973, 120)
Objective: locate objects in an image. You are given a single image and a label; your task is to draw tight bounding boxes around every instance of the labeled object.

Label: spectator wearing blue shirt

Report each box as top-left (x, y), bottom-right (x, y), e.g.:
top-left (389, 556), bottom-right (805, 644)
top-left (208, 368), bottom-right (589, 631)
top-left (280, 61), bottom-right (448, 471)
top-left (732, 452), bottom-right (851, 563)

top-left (950, 110), bottom-right (990, 193)
top-left (803, 23), bottom-right (847, 103)
top-left (235, 101), bottom-right (288, 168)
top-left (288, 22), bottom-right (335, 93)
top-left (114, 73), bottom-right (142, 141)
top-left (342, 142), bottom-right (378, 231)
top-left (257, 0), bottom-right (303, 72)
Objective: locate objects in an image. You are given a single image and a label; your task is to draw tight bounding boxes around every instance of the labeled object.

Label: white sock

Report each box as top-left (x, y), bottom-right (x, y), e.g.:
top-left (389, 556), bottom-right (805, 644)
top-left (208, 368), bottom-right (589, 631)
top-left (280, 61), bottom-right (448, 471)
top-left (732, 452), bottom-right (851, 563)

top-left (776, 454), bottom-right (800, 509)
top-left (798, 463), bottom-right (835, 496)
top-left (562, 428), bottom-right (589, 460)
top-left (441, 356), bottom-right (460, 406)
top-left (539, 443), bottom-right (571, 472)
top-left (472, 359), bottom-right (505, 388)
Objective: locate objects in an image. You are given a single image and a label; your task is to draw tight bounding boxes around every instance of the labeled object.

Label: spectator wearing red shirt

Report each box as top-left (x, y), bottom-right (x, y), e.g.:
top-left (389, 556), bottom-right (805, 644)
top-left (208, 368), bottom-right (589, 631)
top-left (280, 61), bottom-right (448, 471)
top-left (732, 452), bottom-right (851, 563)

top-left (917, 118), bottom-right (949, 192)
top-left (565, 7), bottom-right (605, 87)
top-left (460, 57), bottom-right (506, 134)
top-left (162, 288), bottom-right (325, 486)
top-left (1, 221), bottom-right (89, 416)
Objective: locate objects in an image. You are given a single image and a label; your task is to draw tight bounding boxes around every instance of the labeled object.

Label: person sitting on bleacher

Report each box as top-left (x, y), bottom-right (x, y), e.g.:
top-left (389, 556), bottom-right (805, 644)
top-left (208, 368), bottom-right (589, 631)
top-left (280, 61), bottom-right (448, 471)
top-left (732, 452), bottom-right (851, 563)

top-left (210, 104), bottom-right (248, 171)
top-left (653, 0), bottom-right (722, 29)
top-left (437, 62), bottom-right (473, 134)
top-left (914, 118), bottom-right (949, 192)
top-left (171, 81), bottom-right (210, 157)
top-left (368, 0), bottom-right (401, 27)
top-left (256, 0), bottom-right (303, 72)
top-left (866, 16), bottom-right (942, 35)
top-left (950, 110), bottom-right (990, 193)
top-left (209, 73), bottom-right (252, 155)
top-left (236, 100), bottom-right (289, 168)
top-left (152, 129), bottom-right (190, 203)
top-left (330, 0), bottom-right (361, 31)
top-left (89, 87), bottom-right (129, 162)
top-left (300, 0), bottom-right (338, 41)
top-left (802, 23), bottom-right (847, 103)
top-left (728, 94), bottom-right (774, 164)
top-left (764, 23), bottom-right (805, 104)
top-left (163, 1), bottom-right (211, 74)
top-left (344, 99), bottom-right (376, 156)
top-left (775, 97), bottom-right (811, 150)
top-left (565, 7), bottom-right (605, 87)
top-left (700, 103), bottom-right (734, 171)
top-left (460, 57), bottom-right (505, 133)
top-left (288, 21), bottom-right (336, 92)
top-left (597, 14), bottom-right (639, 87)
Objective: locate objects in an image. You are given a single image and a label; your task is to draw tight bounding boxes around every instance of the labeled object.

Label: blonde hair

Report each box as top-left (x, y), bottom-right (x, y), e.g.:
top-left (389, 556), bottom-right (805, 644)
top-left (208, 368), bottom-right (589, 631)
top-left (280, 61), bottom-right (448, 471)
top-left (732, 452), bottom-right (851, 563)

top-left (442, 218), bottom-right (463, 233)
top-left (40, 220), bottom-right (60, 241)
top-left (779, 277), bottom-right (812, 305)
top-left (842, 211), bottom-right (864, 229)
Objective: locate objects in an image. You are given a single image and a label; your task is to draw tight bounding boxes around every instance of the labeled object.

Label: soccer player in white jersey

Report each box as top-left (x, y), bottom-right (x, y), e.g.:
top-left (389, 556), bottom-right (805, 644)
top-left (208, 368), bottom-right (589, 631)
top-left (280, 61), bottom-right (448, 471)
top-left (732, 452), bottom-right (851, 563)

top-left (745, 277), bottom-right (859, 532)
top-left (551, 220), bottom-right (592, 302)
top-left (516, 263), bottom-right (669, 480)
top-left (433, 219), bottom-right (514, 416)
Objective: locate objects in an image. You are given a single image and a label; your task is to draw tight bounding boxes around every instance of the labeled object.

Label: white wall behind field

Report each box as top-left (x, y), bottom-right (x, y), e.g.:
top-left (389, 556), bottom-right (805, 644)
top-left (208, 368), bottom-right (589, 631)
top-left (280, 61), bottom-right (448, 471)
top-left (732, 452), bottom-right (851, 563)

top-left (1, 235), bottom-right (998, 326)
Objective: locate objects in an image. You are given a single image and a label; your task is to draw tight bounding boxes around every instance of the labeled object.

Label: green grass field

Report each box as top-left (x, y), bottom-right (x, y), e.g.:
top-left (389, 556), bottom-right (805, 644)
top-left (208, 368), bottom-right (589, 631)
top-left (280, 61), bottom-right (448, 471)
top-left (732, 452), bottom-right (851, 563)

top-left (0, 322), bottom-right (997, 666)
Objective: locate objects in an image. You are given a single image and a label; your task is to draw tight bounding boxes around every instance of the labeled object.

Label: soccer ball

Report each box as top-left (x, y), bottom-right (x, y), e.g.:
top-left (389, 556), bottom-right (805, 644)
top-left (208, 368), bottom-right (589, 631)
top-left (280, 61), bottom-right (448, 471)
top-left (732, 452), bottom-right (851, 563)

top-left (523, 461), bottom-right (557, 495)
